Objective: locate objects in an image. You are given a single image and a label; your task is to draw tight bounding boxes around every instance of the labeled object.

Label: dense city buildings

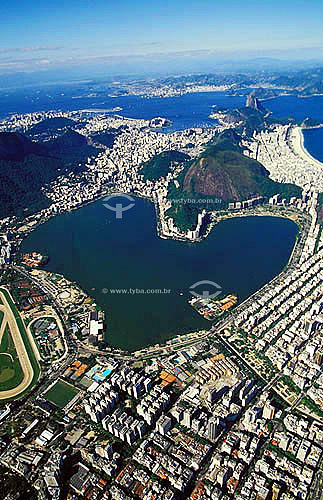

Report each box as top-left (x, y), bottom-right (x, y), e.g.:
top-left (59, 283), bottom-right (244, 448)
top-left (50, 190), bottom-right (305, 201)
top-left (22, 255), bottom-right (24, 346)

top-left (0, 84), bottom-right (322, 500)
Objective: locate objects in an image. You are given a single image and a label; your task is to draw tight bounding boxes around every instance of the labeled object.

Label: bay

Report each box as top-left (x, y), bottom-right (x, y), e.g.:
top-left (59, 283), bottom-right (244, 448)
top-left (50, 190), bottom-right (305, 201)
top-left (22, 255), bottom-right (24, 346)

top-left (2, 86), bottom-right (323, 160)
top-left (263, 95), bottom-right (323, 163)
top-left (264, 95), bottom-right (323, 122)
top-left (0, 87), bottom-right (245, 131)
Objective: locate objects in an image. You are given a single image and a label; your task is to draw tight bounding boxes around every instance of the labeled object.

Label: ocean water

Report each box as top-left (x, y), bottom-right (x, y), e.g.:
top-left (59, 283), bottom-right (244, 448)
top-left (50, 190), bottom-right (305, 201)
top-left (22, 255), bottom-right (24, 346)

top-left (21, 198), bottom-right (298, 351)
top-left (264, 95), bottom-right (323, 123)
top-left (1, 85), bottom-right (311, 350)
top-left (1, 85), bottom-right (323, 159)
top-left (303, 127), bottom-right (323, 163)
top-left (256, 95), bottom-right (323, 163)
top-left (1, 83), bottom-right (323, 145)
top-left (0, 85), bottom-right (245, 131)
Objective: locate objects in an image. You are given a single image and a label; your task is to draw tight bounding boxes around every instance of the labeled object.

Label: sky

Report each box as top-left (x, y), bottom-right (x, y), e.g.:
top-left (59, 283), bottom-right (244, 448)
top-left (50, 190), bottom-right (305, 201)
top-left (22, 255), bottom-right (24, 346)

top-left (1, 0), bottom-right (323, 75)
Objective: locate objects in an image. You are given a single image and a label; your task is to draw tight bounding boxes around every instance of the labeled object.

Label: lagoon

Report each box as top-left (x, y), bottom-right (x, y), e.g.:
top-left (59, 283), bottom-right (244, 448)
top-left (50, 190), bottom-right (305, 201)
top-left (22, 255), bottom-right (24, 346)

top-left (21, 198), bottom-right (298, 351)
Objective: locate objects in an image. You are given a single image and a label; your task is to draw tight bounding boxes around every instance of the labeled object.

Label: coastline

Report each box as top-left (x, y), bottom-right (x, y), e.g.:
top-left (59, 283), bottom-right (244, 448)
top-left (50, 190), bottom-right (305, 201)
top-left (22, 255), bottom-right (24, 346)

top-left (7, 189), bottom-right (314, 361)
top-left (19, 203), bottom-right (304, 355)
top-left (289, 125), bottom-right (323, 169)
top-left (2, 105), bottom-right (319, 358)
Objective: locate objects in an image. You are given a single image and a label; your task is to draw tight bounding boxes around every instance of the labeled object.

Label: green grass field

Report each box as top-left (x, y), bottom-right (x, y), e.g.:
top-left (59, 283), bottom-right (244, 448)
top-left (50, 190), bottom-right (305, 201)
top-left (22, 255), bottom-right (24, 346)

top-left (0, 288), bottom-right (41, 399)
top-left (44, 380), bottom-right (79, 408)
top-left (0, 326), bottom-right (24, 390)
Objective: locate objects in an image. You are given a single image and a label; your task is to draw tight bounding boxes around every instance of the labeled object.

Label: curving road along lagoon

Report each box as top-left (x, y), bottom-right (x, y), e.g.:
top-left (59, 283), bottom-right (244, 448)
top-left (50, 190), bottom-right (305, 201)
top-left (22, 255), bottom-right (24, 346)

top-left (21, 197), bottom-right (299, 351)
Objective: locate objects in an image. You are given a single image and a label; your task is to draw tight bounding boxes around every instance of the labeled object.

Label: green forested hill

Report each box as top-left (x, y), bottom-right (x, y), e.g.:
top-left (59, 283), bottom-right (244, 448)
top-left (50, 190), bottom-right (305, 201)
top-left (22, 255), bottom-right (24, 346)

top-left (140, 150), bottom-right (190, 181)
top-left (166, 130), bottom-right (301, 231)
top-left (0, 130), bottom-right (100, 219)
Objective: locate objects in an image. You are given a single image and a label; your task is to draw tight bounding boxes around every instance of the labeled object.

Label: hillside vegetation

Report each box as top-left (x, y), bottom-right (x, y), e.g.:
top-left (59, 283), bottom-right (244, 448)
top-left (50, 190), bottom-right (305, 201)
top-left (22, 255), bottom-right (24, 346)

top-left (0, 130), bottom-right (100, 219)
top-left (140, 150), bottom-right (190, 181)
top-left (166, 130), bottom-right (301, 231)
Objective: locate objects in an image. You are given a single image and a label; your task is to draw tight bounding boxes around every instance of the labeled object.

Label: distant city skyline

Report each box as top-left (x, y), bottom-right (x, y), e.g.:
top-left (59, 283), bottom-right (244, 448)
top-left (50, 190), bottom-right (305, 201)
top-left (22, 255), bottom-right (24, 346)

top-left (1, 0), bottom-right (323, 75)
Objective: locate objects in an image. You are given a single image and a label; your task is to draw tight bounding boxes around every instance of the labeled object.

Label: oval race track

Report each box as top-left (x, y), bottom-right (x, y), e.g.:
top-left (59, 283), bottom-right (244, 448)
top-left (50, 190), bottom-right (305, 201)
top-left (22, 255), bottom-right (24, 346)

top-left (0, 289), bottom-right (37, 400)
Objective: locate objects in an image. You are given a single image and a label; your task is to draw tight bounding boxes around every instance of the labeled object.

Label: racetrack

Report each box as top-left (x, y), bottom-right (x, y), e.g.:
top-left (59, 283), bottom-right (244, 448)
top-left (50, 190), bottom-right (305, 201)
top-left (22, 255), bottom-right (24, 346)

top-left (0, 290), bottom-right (35, 399)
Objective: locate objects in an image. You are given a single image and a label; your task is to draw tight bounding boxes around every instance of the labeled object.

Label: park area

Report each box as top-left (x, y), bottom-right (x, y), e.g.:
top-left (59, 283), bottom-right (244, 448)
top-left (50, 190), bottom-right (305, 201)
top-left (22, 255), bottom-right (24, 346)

top-left (44, 379), bottom-right (79, 409)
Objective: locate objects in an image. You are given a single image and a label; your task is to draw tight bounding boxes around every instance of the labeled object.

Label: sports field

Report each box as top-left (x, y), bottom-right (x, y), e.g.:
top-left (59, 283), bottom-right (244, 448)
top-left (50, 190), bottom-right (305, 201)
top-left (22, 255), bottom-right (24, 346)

top-left (44, 380), bottom-right (79, 408)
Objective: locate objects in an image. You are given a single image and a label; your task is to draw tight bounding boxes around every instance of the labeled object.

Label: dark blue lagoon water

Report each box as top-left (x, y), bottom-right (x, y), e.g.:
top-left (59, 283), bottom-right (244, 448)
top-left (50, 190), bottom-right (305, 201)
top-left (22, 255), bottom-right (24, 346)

top-left (3, 87), bottom-right (317, 351)
top-left (21, 198), bottom-right (298, 351)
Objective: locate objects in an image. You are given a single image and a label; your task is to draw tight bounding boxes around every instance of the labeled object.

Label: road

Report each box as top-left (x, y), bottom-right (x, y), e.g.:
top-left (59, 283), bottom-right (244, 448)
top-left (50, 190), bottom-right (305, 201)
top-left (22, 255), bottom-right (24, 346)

top-left (11, 221), bottom-right (307, 367)
top-left (0, 289), bottom-right (36, 400)
top-left (310, 468), bottom-right (323, 500)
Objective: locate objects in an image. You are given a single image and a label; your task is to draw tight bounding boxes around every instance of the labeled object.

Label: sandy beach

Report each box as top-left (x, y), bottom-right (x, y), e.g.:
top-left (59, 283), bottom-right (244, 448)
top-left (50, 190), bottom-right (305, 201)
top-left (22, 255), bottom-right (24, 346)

top-left (244, 124), bottom-right (323, 191)
top-left (289, 126), bottom-right (323, 169)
